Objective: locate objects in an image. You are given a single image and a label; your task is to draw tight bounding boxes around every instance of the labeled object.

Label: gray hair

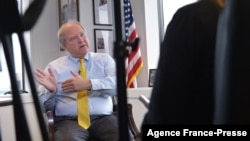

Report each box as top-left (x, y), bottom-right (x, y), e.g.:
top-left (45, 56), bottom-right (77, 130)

top-left (57, 21), bottom-right (86, 47)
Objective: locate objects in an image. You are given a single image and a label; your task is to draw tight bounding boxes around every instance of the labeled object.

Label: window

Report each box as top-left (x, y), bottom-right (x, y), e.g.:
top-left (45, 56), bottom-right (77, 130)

top-left (158, 0), bottom-right (198, 41)
top-left (0, 35), bottom-right (23, 94)
top-left (162, 0), bottom-right (198, 31)
top-left (0, 0), bottom-right (29, 94)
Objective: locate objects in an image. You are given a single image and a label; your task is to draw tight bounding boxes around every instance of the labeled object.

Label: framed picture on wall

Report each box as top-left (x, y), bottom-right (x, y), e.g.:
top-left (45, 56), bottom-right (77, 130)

top-left (94, 29), bottom-right (114, 56)
top-left (93, 0), bottom-right (113, 25)
top-left (148, 69), bottom-right (157, 87)
top-left (58, 0), bottom-right (79, 27)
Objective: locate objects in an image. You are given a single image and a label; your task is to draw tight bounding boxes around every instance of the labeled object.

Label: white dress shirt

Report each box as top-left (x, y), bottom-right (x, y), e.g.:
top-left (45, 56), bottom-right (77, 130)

top-left (38, 52), bottom-right (117, 117)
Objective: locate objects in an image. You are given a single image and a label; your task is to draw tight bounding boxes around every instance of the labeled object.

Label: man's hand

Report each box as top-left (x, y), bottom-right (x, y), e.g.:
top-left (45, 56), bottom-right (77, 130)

top-left (61, 71), bottom-right (92, 92)
top-left (34, 68), bottom-right (57, 93)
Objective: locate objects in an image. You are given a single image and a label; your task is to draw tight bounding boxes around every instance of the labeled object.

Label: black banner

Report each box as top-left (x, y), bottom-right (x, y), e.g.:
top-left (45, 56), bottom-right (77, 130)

top-left (142, 125), bottom-right (250, 140)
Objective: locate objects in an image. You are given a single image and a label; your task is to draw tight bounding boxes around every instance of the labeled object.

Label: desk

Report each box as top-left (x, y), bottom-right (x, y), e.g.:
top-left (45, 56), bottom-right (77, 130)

top-left (0, 94), bottom-right (43, 141)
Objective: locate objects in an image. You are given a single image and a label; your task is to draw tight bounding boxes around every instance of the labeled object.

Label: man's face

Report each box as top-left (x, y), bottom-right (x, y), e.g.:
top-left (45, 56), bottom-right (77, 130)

top-left (61, 24), bottom-right (90, 58)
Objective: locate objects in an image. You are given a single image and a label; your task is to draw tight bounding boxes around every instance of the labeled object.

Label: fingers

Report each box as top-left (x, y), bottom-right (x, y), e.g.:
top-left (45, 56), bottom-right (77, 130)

top-left (62, 71), bottom-right (82, 92)
top-left (62, 78), bottom-right (73, 87)
top-left (70, 71), bottom-right (78, 77)
top-left (48, 68), bottom-right (55, 77)
top-left (35, 68), bottom-right (45, 76)
top-left (35, 68), bottom-right (54, 79)
top-left (34, 69), bottom-right (46, 85)
top-left (61, 79), bottom-right (75, 92)
top-left (34, 68), bottom-right (46, 81)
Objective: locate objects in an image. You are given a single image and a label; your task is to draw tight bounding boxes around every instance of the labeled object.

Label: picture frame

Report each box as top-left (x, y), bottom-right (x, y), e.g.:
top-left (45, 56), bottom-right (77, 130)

top-left (94, 29), bottom-right (114, 56)
top-left (148, 69), bottom-right (157, 87)
top-left (93, 0), bottom-right (113, 25)
top-left (58, 0), bottom-right (79, 27)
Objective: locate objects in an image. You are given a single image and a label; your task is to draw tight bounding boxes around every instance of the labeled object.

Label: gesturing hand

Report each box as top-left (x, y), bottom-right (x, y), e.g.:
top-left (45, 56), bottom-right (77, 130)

top-left (61, 71), bottom-right (91, 92)
top-left (34, 68), bottom-right (57, 93)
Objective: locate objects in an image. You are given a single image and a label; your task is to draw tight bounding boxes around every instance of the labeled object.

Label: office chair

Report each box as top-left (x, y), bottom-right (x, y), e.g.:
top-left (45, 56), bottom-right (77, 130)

top-left (46, 97), bottom-right (141, 141)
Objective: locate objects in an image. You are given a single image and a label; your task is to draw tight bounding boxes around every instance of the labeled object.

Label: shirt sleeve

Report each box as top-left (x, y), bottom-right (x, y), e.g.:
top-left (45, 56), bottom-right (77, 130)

top-left (38, 85), bottom-right (56, 112)
top-left (89, 54), bottom-right (117, 96)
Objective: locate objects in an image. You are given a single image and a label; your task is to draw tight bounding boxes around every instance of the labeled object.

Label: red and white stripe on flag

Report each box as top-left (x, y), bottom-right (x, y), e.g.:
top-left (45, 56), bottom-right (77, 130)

top-left (124, 0), bottom-right (143, 88)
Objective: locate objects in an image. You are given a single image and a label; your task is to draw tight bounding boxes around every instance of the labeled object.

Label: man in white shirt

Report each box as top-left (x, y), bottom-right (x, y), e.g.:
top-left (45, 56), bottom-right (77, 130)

top-left (35, 21), bottom-right (134, 141)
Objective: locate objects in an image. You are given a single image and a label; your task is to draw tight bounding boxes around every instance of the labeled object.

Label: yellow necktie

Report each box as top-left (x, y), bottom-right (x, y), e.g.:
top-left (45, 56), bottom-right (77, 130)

top-left (77, 58), bottom-right (90, 129)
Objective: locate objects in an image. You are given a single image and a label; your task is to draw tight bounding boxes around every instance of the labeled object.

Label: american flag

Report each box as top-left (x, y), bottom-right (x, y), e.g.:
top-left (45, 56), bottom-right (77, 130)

top-left (124, 0), bottom-right (143, 88)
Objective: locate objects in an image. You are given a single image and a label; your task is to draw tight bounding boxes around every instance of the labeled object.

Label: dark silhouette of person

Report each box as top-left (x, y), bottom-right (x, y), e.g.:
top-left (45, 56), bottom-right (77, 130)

top-left (142, 0), bottom-right (226, 125)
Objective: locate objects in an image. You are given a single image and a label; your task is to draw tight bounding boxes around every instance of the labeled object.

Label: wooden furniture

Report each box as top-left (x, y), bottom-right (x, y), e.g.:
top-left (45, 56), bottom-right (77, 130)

top-left (46, 103), bottom-right (141, 141)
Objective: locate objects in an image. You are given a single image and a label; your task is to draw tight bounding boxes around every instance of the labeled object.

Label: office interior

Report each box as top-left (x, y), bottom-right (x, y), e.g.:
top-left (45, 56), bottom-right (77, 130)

top-left (9, 0), bottom-right (250, 140)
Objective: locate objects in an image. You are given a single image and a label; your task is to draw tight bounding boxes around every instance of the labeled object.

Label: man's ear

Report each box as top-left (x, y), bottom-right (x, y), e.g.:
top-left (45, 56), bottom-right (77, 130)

top-left (60, 45), bottom-right (66, 50)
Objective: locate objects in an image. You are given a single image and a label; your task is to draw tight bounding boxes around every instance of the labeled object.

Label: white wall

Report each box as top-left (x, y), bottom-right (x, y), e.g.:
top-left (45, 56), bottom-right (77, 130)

top-left (30, 0), bottom-right (68, 71)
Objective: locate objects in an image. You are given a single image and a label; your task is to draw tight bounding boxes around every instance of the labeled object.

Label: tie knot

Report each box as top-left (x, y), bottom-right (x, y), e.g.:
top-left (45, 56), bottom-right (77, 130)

top-left (80, 58), bottom-right (84, 64)
top-left (79, 58), bottom-right (86, 78)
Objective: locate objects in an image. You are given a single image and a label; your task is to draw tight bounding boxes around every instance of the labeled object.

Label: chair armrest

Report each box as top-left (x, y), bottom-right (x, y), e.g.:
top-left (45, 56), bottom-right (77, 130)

top-left (46, 111), bottom-right (55, 141)
top-left (127, 103), bottom-right (141, 140)
top-left (139, 95), bottom-right (149, 109)
top-left (113, 103), bottom-right (141, 140)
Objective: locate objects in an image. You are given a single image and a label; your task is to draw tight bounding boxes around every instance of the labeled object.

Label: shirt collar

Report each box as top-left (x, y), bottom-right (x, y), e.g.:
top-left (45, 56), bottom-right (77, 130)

top-left (69, 52), bottom-right (89, 63)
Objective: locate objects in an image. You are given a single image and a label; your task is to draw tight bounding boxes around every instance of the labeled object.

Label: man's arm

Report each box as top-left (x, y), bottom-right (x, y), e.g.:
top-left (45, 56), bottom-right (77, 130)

top-left (38, 85), bottom-right (56, 112)
top-left (89, 54), bottom-right (117, 96)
